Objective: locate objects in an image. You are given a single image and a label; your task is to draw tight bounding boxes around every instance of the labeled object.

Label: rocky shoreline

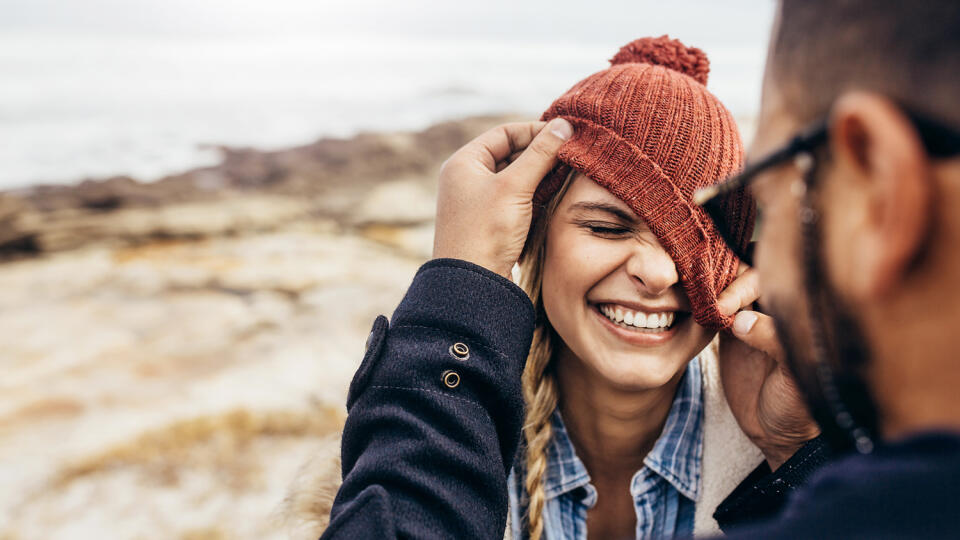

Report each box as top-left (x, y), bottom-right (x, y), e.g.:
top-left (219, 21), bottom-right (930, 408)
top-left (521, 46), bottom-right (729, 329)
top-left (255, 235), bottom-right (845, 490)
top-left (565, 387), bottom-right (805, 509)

top-left (0, 114), bottom-right (517, 258)
top-left (0, 115), bottom-right (519, 540)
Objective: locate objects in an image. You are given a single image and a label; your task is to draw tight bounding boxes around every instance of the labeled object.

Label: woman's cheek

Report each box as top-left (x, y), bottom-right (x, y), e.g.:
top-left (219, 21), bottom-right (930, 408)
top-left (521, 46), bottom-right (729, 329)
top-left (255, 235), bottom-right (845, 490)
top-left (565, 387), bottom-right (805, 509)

top-left (557, 231), bottom-right (613, 273)
top-left (542, 231), bottom-right (596, 338)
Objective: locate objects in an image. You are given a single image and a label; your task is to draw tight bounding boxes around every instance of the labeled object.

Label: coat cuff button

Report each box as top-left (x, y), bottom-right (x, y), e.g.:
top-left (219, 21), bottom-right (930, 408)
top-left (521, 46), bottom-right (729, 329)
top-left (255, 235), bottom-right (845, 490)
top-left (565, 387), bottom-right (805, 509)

top-left (449, 342), bottom-right (470, 360)
top-left (442, 370), bottom-right (461, 389)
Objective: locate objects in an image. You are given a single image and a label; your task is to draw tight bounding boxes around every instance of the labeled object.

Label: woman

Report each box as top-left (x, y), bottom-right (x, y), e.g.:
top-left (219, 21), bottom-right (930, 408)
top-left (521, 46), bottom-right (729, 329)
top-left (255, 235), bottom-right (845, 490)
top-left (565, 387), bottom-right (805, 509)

top-left (507, 36), bottom-right (763, 539)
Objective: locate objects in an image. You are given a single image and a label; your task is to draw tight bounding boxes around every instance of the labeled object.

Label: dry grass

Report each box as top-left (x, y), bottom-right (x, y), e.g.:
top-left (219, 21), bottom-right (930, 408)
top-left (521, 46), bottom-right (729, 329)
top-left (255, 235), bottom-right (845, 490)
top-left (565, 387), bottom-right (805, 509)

top-left (111, 238), bottom-right (242, 273)
top-left (179, 527), bottom-right (228, 540)
top-left (357, 223), bottom-right (412, 248)
top-left (55, 406), bottom-right (346, 491)
top-left (0, 397), bottom-right (85, 433)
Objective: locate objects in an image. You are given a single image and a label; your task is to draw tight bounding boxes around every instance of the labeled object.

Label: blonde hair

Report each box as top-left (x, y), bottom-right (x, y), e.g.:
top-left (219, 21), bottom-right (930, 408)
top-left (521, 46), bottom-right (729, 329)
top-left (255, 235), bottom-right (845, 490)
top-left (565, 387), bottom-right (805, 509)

top-left (517, 170), bottom-right (576, 540)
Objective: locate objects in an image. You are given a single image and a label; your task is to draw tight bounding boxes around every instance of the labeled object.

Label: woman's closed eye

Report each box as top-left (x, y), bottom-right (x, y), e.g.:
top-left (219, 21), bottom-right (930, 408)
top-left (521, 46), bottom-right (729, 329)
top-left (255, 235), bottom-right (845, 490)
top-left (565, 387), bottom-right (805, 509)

top-left (578, 221), bottom-right (633, 238)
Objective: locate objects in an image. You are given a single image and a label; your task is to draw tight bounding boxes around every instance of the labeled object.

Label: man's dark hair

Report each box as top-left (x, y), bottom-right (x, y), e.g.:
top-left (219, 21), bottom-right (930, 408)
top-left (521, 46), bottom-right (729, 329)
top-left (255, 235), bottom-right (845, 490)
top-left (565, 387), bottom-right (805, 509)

top-left (770, 0), bottom-right (960, 125)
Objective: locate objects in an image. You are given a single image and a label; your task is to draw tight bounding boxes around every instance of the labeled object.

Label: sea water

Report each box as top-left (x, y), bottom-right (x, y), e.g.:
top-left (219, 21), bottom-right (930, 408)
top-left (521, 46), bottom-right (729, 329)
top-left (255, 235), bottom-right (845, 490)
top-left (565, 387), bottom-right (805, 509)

top-left (0, 0), bottom-right (774, 189)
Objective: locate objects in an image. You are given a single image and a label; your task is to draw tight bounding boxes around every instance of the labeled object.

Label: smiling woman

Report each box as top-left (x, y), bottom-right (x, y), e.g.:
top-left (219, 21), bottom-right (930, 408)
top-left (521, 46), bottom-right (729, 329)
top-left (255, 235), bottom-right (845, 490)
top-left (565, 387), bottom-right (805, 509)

top-left (509, 36), bottom-right (762, 540)
top-left (542, 175), bottom-right (708, 380)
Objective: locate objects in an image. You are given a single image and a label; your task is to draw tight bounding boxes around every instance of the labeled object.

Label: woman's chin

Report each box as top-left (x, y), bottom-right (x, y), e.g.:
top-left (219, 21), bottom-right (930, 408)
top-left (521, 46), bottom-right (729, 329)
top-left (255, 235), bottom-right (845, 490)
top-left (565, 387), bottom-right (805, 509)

top-left (588, 354), bottom-right (689, 391)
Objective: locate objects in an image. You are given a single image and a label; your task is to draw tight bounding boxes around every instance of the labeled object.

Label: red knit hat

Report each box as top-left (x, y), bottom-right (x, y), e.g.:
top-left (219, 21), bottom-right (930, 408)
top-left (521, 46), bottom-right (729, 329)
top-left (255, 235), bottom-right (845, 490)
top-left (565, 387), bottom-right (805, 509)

top-left (533, 35), bottom-right (755, 330)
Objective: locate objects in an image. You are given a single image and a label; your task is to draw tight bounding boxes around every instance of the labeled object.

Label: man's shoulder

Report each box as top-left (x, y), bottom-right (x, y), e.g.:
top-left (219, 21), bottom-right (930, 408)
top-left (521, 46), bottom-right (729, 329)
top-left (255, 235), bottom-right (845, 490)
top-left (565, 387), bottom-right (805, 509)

top-left (723, 432), bottom-right (960, 539)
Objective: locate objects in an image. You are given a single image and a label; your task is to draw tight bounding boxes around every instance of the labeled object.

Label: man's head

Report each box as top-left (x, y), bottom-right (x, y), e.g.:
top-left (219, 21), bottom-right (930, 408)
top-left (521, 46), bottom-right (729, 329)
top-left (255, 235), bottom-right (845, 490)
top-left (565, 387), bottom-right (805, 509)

top-left (753, 0), bottom-right (960, 451)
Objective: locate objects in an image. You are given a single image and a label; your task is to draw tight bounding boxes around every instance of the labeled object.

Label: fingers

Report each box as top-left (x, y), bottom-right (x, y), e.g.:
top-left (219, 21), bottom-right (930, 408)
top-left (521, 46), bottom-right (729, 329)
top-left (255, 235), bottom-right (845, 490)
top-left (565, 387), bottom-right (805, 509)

top-left (494, 149), bottom-right (524, 173)
top-left (717, 267), bottom-right (760, 316)
top-left (465, 121), bottom-right (548, 173)
top-left (500, 118), bottom-right (573, 192)
top-left (735, 260), bottom-right (751, 277)
top-left (730, 311), bottom-right (784, 361)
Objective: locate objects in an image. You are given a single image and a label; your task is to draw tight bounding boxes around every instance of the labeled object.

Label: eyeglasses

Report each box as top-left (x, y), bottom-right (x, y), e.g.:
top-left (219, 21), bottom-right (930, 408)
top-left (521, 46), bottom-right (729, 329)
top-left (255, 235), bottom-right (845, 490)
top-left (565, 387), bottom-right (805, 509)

top-left (694, 110), bottom-right (960, 266)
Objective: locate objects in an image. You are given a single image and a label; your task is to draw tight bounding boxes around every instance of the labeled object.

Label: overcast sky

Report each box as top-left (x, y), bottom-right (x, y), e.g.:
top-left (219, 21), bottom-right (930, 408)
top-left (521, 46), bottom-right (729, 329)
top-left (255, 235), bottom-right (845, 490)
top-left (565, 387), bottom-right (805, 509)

top-left (0, 0), bottom-right (778, 186)
top-left (1, 0), bottom-right (776, 48)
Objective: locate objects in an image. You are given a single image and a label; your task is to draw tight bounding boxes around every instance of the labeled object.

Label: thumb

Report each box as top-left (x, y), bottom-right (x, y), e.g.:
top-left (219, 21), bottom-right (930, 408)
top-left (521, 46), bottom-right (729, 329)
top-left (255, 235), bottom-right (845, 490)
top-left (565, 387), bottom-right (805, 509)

top-left (500, 118), bottom-right (573, 193)
top-left (731, 311), bottom-right (785, 361)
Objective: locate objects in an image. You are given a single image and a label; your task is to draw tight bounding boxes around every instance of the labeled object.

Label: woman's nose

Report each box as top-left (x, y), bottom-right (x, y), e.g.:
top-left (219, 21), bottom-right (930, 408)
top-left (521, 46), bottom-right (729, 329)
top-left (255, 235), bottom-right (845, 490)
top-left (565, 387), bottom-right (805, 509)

top-left (625, 244), bottom-right (679, 296)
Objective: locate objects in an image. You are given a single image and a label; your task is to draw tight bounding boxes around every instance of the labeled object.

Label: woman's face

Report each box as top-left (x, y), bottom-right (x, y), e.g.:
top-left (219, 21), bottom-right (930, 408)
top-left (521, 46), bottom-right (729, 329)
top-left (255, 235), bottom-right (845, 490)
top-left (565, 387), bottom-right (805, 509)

top-left (541, 174), bottom-right (714, 390)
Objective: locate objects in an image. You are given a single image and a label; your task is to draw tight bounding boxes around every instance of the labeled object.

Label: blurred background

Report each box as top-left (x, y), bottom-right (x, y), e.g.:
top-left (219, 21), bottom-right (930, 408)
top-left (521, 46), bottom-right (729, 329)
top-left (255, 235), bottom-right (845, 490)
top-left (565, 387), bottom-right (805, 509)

top-left (0, 1), bottom-right (774, 538)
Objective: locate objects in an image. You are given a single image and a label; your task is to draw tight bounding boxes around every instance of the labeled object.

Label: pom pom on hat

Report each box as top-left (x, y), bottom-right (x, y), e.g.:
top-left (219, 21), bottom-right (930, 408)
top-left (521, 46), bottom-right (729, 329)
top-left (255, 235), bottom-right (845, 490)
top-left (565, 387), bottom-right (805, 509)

top-left (610, 35), bottom-right (710, 85)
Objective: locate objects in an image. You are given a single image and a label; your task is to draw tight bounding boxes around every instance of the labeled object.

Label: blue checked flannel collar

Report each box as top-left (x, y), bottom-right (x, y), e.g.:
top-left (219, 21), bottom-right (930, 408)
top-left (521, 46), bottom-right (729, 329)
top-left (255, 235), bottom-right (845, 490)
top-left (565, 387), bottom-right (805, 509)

top-left (542, 357), bottom-right (704, 502)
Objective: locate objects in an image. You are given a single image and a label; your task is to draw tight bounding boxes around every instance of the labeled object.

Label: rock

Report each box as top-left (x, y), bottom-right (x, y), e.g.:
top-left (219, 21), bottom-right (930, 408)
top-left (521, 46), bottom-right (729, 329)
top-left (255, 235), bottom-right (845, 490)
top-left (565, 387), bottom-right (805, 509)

top-left (0, 225), bottom-right (426, 539)
top-left (0, 114), bottom-right (522, 258)
top-left (5, 196), bottom-right (311, 254)
top-left (0, 115), bottom-right (525, 539)
top-left (357, 223), bottom-right (435, 259)
top-left (0, 194), bottom-right (39, 254)
top-left (351, 179), bottom-right (437, 227)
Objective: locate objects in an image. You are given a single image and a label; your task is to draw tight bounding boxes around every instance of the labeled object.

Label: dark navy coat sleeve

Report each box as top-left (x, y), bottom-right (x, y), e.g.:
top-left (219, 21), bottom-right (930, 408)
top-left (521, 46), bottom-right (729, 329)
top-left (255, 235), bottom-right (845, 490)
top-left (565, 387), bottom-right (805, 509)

top-left (321, 258), bottom-right (535, 540)
top-left (713, 436), bottom-right (830, 531)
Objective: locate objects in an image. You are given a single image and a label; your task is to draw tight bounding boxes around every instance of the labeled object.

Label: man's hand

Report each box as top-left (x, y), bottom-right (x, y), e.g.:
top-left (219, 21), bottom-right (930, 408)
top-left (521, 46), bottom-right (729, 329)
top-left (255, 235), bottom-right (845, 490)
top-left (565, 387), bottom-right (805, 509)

top-left (433, 119), bottom-right (573, 278)
top-left (717, 266), bottom-right (820, 470)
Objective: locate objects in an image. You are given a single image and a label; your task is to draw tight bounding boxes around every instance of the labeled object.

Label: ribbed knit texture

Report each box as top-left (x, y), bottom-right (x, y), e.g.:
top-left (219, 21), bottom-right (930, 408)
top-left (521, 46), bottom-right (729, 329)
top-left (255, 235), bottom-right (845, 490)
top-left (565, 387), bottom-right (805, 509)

top-left (533, 36), bottom-right (755, 330)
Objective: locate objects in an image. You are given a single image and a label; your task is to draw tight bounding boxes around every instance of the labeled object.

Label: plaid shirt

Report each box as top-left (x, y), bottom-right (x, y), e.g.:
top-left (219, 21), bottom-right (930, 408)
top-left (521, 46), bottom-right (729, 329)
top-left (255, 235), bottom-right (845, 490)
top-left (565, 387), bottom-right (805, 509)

top-left (508, 357), bottom-right (704, 540)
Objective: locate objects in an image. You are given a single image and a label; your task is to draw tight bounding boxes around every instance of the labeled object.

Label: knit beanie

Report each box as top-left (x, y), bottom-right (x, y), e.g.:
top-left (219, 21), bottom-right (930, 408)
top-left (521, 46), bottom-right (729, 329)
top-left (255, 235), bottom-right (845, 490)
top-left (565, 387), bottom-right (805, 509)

top-left (532, 35), bottom-right (755, 330)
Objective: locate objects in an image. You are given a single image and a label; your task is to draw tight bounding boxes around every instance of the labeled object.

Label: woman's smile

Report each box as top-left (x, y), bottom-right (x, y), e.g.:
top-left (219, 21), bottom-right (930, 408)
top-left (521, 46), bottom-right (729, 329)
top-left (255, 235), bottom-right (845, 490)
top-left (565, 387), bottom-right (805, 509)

top-left (596, 303), bottom-right (677, 329)
top-left (588, 301), bottom-right (685, 346)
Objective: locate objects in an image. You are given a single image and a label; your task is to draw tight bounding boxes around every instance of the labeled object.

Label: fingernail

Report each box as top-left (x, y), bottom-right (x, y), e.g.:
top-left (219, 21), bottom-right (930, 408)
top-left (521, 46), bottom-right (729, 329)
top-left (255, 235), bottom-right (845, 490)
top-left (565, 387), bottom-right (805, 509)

top-left (549, 118), bottom-right (573, 140)
top-left (733, 311), bottom-right (758, 335)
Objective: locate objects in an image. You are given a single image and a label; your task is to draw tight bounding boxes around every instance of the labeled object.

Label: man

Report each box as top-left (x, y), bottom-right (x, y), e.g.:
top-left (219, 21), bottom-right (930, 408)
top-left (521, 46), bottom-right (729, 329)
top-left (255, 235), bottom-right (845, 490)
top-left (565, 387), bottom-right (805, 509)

top-left (706, 0), bottom-right (960, 537)
top-left (322, 1), bottom-right (960, 538)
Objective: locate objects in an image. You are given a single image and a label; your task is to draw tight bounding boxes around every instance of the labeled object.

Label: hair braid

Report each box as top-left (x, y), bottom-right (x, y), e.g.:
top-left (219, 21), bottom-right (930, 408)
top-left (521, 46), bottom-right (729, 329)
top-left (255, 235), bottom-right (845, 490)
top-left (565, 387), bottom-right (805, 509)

top-left (521, 322), bottom-right (558, 540)
top-left (517, 171), bottom-right (575, 540)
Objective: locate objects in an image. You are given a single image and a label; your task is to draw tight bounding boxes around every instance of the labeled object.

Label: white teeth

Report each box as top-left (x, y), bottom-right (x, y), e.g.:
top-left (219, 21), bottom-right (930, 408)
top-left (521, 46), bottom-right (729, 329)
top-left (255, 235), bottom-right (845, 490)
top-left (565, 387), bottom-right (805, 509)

top-left (598, 304), bottom-right (677, 330)
top-left (648, 314), bottom-right (659, 329)
top-left (645, 314), bottom-right (659, 329)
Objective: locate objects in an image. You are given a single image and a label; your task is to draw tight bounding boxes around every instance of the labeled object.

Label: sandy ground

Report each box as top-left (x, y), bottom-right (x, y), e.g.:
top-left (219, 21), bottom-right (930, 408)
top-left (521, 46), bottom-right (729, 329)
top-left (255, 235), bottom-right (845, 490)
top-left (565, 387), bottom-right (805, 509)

top-left (0, 111), bottom-right (512, 540)
top-left (0, 217), bottom-right (432, 539)
top-left (0, 116), bottom-right (501, 539)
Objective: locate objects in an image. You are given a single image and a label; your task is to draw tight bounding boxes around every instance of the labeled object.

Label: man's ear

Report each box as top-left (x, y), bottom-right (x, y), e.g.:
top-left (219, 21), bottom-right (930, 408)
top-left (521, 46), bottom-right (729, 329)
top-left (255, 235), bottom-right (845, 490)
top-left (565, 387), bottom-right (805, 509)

top-left (824, 92), bottom-right (932, 301)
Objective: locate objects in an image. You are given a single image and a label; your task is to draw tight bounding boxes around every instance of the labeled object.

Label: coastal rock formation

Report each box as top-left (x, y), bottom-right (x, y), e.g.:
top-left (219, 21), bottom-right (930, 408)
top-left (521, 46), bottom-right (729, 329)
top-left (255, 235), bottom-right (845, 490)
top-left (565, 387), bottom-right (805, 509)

top-left (0, 115), bottom-right (517, 257)
top-left (0, 115), bottom-right (519, 539)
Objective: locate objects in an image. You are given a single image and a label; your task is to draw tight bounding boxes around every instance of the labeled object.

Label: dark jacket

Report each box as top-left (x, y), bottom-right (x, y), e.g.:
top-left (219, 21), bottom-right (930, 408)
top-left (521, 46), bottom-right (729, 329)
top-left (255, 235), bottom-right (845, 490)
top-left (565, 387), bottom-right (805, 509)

top-left (322, 259), bottom-right (875, 539)
top-left (323, 259), bottom-right (534, 540)
top-left (721, 433), bottom-right (960, 539)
